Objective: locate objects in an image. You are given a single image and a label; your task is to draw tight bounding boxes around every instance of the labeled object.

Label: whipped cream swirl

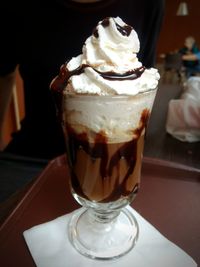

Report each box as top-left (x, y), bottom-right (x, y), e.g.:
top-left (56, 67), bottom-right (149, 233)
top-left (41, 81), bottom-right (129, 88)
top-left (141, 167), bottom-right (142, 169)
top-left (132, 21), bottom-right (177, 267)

top-left (51, 17), bottom-right (160, 96)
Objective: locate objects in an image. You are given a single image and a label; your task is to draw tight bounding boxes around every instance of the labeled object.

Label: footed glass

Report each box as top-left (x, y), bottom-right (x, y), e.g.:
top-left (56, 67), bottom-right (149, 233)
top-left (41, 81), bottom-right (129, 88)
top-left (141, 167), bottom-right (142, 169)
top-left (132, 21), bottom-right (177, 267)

top-left (62, 89), bottom-right (157, 260)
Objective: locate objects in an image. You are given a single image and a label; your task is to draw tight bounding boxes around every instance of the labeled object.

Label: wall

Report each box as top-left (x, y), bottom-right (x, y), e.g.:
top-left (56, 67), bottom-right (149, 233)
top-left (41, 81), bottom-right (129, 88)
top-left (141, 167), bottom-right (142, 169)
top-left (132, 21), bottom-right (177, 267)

top-left (157, 0), bottom-right (200, 60)
top-left (1, 69), bottom-right (25, 150)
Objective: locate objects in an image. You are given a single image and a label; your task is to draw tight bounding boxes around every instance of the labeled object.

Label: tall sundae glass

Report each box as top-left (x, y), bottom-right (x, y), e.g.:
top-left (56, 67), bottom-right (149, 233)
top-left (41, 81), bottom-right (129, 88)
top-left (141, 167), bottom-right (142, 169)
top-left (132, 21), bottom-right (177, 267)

top-left (50, 17), bottom-right (159, 260)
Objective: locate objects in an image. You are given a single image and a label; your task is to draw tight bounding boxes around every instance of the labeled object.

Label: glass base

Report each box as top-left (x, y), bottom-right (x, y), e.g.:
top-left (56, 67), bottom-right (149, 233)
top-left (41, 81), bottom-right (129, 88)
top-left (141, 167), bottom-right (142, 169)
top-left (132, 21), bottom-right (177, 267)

top-left (68, 207), bottom-right (139, 260)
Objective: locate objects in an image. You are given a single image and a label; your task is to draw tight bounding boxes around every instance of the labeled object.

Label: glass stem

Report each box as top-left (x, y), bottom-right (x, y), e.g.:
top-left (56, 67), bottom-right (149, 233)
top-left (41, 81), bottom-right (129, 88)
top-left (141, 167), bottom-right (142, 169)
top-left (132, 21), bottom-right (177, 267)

top-left (88, 208), bottom-right (120, 224)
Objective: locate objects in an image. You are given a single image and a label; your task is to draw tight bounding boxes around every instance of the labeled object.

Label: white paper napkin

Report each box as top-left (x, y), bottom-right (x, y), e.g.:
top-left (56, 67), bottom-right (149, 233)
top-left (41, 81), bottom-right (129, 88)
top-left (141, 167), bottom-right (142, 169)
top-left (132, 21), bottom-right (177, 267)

top-left (23, 207), bottom-right (197, 267)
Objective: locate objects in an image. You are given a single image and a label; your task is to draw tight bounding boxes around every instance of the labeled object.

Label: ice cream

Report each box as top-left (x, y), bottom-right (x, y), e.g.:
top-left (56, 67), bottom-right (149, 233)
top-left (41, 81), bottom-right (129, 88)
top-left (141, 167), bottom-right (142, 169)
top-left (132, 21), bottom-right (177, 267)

top-left (50, 17), bottom-right (159, 203)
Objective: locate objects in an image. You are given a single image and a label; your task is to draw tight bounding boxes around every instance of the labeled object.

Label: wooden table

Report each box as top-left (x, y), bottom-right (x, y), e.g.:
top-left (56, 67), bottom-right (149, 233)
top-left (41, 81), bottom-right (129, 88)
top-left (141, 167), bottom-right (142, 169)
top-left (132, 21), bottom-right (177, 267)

top-left (0, 155), bottom-right (200, 266)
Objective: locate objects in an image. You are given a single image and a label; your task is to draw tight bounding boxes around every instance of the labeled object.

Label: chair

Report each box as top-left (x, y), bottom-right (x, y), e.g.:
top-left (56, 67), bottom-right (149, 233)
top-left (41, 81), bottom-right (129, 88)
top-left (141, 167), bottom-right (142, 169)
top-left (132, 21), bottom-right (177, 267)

top-left (162, 53), bottom-right (186, 84)
top-left (0, 67), bottom-right (24, 150)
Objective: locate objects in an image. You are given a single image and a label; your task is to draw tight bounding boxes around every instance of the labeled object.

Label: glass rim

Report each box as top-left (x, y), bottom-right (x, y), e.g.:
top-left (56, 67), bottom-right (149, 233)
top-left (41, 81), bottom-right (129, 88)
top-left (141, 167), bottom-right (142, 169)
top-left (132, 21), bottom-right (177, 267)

top-left (63, 87), bottom-right (158, 99)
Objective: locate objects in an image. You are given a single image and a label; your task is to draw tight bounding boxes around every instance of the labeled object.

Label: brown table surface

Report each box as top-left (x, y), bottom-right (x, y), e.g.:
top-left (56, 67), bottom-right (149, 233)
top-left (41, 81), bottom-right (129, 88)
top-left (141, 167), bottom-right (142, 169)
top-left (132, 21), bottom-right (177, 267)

top-left (0, 155), bottom-right (200, 267)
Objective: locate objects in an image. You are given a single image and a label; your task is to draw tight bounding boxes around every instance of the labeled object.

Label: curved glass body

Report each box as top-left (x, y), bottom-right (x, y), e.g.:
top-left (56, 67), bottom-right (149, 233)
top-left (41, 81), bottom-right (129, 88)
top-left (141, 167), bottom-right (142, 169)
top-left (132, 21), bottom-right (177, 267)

top-left (62, 89), bottom-right (157, 260)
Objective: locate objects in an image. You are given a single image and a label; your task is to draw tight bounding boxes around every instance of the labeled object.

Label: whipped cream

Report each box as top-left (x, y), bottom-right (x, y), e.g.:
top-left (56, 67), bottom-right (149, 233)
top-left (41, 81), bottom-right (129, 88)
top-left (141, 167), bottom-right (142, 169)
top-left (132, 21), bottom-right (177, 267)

top-left (63, 90), bottom-right (157, 143)
top-left (51, 17), bottom-right (160, 96)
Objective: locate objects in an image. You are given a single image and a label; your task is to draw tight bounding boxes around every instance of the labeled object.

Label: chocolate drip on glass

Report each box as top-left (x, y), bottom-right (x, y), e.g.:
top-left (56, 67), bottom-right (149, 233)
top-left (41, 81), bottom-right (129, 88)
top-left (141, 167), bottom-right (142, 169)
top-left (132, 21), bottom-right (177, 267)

top-left (66, 109), bottom-right (149, 202)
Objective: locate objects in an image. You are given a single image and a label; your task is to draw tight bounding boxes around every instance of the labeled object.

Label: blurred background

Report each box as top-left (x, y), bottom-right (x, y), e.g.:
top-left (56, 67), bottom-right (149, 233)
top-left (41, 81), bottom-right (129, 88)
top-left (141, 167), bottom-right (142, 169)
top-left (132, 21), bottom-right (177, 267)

top-left (2, 1), bottom-right (199, 165)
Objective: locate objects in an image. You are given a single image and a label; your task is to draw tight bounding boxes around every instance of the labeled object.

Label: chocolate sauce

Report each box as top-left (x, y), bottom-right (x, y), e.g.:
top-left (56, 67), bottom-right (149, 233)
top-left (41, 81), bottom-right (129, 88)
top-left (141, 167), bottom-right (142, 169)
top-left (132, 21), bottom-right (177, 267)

top-left (50, 63), bottom-right (85, 121)
top-left (93, 17), bottom-right (132, 38)
top-left (115, 22), bottom-right (132, 37)
top-left (101, 17), bottom-right (110, 28)
top-left (93, 17), bottom-right (109, 38)
top-left (96, 66), bottom-right (145, 81)
top-left (66, 109), bottom-right (149, 202)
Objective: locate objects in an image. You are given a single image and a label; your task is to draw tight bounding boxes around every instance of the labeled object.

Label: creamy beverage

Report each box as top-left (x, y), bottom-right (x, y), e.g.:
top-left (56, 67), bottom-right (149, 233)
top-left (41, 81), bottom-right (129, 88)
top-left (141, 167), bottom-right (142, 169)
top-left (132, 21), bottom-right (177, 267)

top-left (50, 17), bottom-right (159, 205)
top-left (61, 92), bottom-right (156, 204)
top-left (50, 16), bottom-right (160, 260)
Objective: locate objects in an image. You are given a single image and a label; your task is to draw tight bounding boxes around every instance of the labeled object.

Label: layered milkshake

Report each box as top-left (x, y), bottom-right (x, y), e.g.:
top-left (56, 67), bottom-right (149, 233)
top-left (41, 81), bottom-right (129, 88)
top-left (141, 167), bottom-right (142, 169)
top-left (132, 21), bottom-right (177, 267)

top-left (51, 17), bottom-right (159, 206)
top-left (50, 16), bottom-right (160, 259)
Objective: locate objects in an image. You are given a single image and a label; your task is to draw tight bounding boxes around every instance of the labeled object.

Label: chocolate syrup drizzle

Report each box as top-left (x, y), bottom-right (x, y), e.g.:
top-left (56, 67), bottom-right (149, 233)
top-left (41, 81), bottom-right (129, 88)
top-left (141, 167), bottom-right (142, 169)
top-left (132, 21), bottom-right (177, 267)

top-left (95, 66), bottom-right (145, 81)
top-left (51, 63), bottom-right (145, 93)
top-left (93, 17), bottom-right (133, 38)
top-left (67, 109), bottom-right (150, 202)
top-left (51, 62), bottom-right (145, 121)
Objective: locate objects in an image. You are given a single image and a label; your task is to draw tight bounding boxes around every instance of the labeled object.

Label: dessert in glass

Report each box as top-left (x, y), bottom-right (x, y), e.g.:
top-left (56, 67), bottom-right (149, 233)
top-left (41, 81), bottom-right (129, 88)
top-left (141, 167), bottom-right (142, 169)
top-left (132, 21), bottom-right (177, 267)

top-left (50, 17), bottom-right (160, 260)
